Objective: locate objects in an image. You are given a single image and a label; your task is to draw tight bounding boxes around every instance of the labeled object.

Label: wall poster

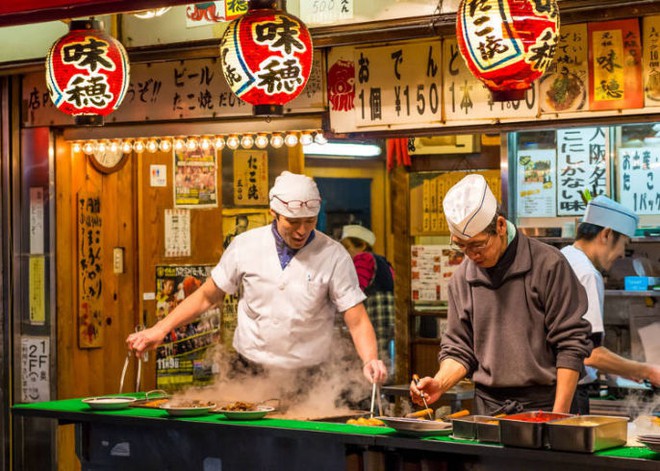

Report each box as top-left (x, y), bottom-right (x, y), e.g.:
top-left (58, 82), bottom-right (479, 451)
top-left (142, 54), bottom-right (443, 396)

top-left (233, 149), bottom-right (269, 206)
top-left (174, 147), bottom-right (218, 208)
top-left (617, 146), bottom-right (660, 214)
top-left (516, 149), bottom-right (557, 217)
top-left (155, 265), bottom-right (221, 390)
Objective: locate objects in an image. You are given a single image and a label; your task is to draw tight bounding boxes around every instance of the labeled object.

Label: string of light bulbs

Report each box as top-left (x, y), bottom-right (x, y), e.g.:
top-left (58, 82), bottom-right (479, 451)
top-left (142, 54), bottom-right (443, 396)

top-left (71, 130), bottom-right (328, 155)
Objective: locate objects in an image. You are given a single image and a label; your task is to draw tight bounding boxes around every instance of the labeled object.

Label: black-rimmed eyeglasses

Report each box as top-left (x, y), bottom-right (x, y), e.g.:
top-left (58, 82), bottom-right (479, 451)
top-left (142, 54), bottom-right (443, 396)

top-left (271, 195), bottom-right (322, 210)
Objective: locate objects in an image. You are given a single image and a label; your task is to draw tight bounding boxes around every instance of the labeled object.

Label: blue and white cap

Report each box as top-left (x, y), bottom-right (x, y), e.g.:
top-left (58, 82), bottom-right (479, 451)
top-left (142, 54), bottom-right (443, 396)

top-left (443, 174), bottom-right (498, 240)
top-left (583, 195), bottom-right (638, 238)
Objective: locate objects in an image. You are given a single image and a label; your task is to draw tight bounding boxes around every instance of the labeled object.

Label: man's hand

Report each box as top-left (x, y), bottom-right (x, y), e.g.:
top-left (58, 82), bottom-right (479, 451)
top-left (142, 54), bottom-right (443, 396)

top-left (363, 359), bottom-right (388, 384)
top-left (409, 376), bottom-right (443, 406)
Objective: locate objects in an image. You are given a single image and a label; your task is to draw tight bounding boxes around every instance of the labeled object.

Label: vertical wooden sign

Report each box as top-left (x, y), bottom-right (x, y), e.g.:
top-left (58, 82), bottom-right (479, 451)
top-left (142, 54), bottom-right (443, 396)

top-left (77, 188), bottom-right (103, 348)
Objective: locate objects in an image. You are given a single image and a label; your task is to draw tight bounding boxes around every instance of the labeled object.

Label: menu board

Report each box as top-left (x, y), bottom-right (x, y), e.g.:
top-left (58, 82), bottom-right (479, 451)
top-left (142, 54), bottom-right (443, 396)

top-left (617, 146), bottom-right (660, 214)
top-left (515, 149), bottom-right (557, 218)
top-left (557, 127), bottom-right (609, 215)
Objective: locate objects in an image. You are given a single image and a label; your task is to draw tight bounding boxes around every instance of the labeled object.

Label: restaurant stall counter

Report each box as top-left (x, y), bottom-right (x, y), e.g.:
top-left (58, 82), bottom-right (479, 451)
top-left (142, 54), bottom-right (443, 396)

top-left (12, 397), bottom-right (659, 471)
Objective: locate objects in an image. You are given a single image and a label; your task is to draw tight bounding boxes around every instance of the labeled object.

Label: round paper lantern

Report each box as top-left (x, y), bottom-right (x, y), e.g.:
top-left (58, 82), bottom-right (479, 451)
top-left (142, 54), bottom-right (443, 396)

top-left (46, 19), bottom-right (130, 126)
top-left (220, 0), bottom-right (313, 117)
top-left (456, 0), bottom-right (559, 101)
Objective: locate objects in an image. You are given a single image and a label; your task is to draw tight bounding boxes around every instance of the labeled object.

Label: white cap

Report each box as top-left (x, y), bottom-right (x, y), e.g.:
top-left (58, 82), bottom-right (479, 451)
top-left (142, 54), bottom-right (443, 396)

top-left (341, 225), bottom-right (376, 247)
top-left (583, 195), bottom-right (638, 238)
top-left (443, 174), bottom-right (498, 240)
top-left (269, 171), bottom-right (321, 218)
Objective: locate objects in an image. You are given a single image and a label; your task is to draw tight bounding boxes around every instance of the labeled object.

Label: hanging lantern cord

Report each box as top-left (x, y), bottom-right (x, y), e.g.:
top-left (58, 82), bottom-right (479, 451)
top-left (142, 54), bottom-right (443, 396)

top-left (430, 0), bottom-right (445, 35)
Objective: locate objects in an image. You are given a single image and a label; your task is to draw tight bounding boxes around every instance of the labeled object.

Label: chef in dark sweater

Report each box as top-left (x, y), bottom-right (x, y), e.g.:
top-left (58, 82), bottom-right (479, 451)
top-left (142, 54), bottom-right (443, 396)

top-left (410, 174), bottom-right (593, 414)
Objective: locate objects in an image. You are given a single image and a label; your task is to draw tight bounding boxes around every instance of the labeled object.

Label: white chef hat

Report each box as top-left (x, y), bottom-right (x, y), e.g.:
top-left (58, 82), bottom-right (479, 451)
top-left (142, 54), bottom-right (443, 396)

top-left (341, 225), bottom-right (376, 247)
top-left (443, 174), bottom-right (498, 240)
top-left (583, 195), bottom-right (638, 238)
top-left (269, 171), bottom-right (321, 218)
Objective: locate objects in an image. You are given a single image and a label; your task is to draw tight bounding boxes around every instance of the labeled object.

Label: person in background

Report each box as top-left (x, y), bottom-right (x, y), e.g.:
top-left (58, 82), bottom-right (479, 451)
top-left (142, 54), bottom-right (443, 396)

top-left (340, 225), bottom-right (395, 377)
top-left (561, 195), bottom-right (660, 414)
top-left (410, 174), bottom-right (593, 415)
top-left (127, 171), bottom-right (388, 386)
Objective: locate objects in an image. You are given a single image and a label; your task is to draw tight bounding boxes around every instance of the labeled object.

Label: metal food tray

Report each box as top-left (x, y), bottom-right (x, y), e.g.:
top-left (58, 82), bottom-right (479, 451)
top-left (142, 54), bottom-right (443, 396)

top-left (499, 412), bottom-right (573, 449)
top-left (452, 415), bottom-right (502, 442)
top-left (476, 416), bottom-right (502, 443)
top-left (546, 415), bottom-right (628, 453)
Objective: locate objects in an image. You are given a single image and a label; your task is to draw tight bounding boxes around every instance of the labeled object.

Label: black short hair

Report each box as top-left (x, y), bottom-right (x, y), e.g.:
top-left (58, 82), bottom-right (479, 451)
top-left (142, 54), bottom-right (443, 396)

top-left (482, 205), bottom-right (507, 235)
top-left (576, 222), bottom-right (623, 243)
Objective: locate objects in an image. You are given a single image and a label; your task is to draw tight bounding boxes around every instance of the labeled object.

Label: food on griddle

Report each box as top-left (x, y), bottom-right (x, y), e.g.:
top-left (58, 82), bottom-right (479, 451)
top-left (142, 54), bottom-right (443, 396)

top-left (405, 408), bottom-right (433, 419)
top-left (546, 72), bottom-right (583, 111)
top-left (346, 417), bottom-right (385, 426)
top-left (224, 401), bottom-right (256, 411)
top-left (167, 399), bottom-right (215, 408)
top-left (143, 398), bottom-right (170, 408)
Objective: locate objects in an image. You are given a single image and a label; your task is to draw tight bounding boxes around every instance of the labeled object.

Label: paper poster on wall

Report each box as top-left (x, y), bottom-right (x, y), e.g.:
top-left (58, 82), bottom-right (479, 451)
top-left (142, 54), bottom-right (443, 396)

top-left (29, 187), bottom-right (44, 254)
top-left (155, 265), bottom-right (221, 390)
top-left (617, 146), bottom-right (660, 215)
top-left (516, 149), bottom-right (557, 217)
top-left (540, 24), bottom-right (589, 113)
top-left (233, 149), bottom-right (269, 206)
top-left (643, 15), bottom-right (660, 107)
top-left (174, 147), bottom-right (218, 208)
top-left (21, 336), bottom-right (50, 402)
top-left (164, 208), bottom-right (191, 258)
top-left (557, 127), bottom-right (609, 215)
top-left (29, 256), bottom-right (45, 325)
top-left (411, 245), bottom-right (464, 304)
top-left (300, 0), bottom-right (353, 25)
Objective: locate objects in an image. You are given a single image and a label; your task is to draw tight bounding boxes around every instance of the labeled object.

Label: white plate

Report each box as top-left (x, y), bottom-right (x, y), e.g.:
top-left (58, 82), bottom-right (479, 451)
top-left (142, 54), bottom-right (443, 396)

top-left (159, 402), bottom-right (216, 417)
top-left (639, 440), bottom-right (660, 452)
top-left (82, 396), bottom-right (137, 410)
top-left (215, 405), bottom-right (275, 420)
top-left (377, 416), bottom-right (453, 436)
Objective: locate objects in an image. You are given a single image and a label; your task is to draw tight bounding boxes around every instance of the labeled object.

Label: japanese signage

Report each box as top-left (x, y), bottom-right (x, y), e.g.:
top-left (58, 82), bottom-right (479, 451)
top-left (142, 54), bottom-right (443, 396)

top-left (155, 265), bottom-right (221, 390)
top-left (411, 245), bottom-right (464, 304)
top-left (21, 336), bottom-right (50, 403)
top-left (77, 189), bottom-right (103, 348)
top-left (164, 209), bottom-right (191, 258)
top-left (353, 39), bottom-right (442, 128)
top-left (173, 147), bottom-right (218, 208)
top-left (588, 19), bottom-right (643, 111)
top-left (185, 1), bottom-right (248, 27)
top-left (443, 38), bottom-right (538, 122)
top-left (557, 127), bottom-right (608, 215)
top-left (540, 24), bottom-right (589, 113)
top-left (233, 149), bottom-right (269, 206)
top-left (29, 256), bottom-right (46, 324)
top-left (23, 54), bottom-right (325, 127)
top-left (618, 146), bottom-right (660, 215)
top-left (516, 149), bottom-right (557, 218)
top-left (643, 15), bottom-right (660, 106)
top-left (300, 0), bottom-right (353, 25)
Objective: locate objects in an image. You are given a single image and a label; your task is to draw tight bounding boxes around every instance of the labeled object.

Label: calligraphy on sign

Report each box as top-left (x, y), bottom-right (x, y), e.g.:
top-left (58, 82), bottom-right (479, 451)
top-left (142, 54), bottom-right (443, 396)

top-left (443, 37), bottom-right (538, 122)
top-left (174, 147), bottom-right (218, 208)
top-left (557, 127), bottom-right (608, 216)
top-left (300, 0), bottom-right (353, 25)
top-left (233, 150), bottom-right (269, 206)
top-left (540, 24), bottom-right (589, 113)
top-left (588, 19), bottom-right (643, 111)
top-left (77, 190), bottom-right (103, 348)
top-left (354, 39), bottom-right (442, 128)
top-left (643, 16), bottom-right (660, 106)
top-left (516, 149), bottom-right (557, 218)
top-left (618, 147), bottom-right (660, 215)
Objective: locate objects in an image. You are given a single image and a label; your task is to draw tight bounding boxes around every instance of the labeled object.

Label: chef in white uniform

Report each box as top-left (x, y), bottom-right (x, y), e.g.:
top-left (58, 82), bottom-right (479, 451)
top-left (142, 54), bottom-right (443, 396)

top-left (128, 171), bottom-right (388, 384)
top-left (561, 195), bottom-right (660, 413)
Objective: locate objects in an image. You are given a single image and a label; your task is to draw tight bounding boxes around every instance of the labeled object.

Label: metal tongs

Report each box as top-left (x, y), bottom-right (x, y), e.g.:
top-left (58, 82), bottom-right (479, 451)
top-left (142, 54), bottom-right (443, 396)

top-left (412, 374), bottom-right (434, 420)
top-left (119, 325), bottom-right (148, 394)
top-left (369, 382), bottom-right (384, 418)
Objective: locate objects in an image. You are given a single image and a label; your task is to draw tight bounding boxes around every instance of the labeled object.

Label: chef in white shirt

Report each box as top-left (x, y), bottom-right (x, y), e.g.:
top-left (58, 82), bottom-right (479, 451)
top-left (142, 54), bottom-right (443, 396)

top-left (562, 195), bottom-right (660, 413)
top-left (127, 171), bottom-right (388, 385)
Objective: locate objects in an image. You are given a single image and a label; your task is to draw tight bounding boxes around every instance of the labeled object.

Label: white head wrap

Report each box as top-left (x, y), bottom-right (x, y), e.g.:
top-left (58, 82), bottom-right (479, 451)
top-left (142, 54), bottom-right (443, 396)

top-left (269, 171), bottom-right (321, 218)
top-left (341, 225), bottom-right (376, 247)
top-left (443, 174), bottom-right (498, 240)
top-left (583, 195), bottom-right (638, 238)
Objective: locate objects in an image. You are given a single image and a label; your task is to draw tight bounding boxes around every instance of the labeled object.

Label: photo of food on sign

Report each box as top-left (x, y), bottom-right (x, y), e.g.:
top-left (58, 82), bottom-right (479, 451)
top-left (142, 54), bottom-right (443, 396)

top-left (541, 67), bottom-right (587, 112)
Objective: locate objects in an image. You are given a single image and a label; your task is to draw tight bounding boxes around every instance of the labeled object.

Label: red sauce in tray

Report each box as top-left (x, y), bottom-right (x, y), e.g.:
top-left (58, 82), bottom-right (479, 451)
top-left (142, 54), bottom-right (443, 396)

top-left (507, 412), bottom-right (568, 422)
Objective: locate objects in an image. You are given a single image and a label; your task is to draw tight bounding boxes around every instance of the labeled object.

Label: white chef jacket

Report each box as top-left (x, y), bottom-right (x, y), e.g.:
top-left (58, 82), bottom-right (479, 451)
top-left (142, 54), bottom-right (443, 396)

top-left (561, 244), bottom-right (604, 384)
top-left (211, 225), bottom-right (366, 369)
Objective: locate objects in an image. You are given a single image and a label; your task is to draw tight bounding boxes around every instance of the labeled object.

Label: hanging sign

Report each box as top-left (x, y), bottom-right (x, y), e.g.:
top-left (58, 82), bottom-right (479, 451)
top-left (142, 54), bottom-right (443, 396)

top-left (618, 147), bottom-right (660, 214)
top-left (557, 127), bottom-right (608, 215)
top-left (588, 19), bottom-right (644, 111)
top-left (643, 15), bottom-right (660, 107)
top-left (353, 39), bottom-right (442, 128)
top-left (21, 337), bottom-right (50, 402)
top-left (540, 24), bottom-right (589, 113)
top-left (300, 0), bottom-right (353, 25)
top-left (233, 149), bottom-right (269, 206)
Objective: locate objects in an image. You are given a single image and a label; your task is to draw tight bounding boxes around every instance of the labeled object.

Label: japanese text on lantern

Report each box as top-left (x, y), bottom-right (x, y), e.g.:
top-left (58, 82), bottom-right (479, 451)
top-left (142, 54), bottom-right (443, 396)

top-left (77, 190), bottom-right (103, 348)
top-left (233, 149), bottom-right (268, 205)
top-left (61, 37), bottom-right (115, 110)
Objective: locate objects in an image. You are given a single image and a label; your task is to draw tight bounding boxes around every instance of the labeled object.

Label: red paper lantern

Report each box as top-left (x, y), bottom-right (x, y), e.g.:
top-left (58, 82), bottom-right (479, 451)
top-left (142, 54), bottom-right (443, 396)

top-left (456, 0), bottom-right (560, 101)
top-left (220, 0), bottom-right (313, 117)
top-left (46, 19), bottom-right (130, 126)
